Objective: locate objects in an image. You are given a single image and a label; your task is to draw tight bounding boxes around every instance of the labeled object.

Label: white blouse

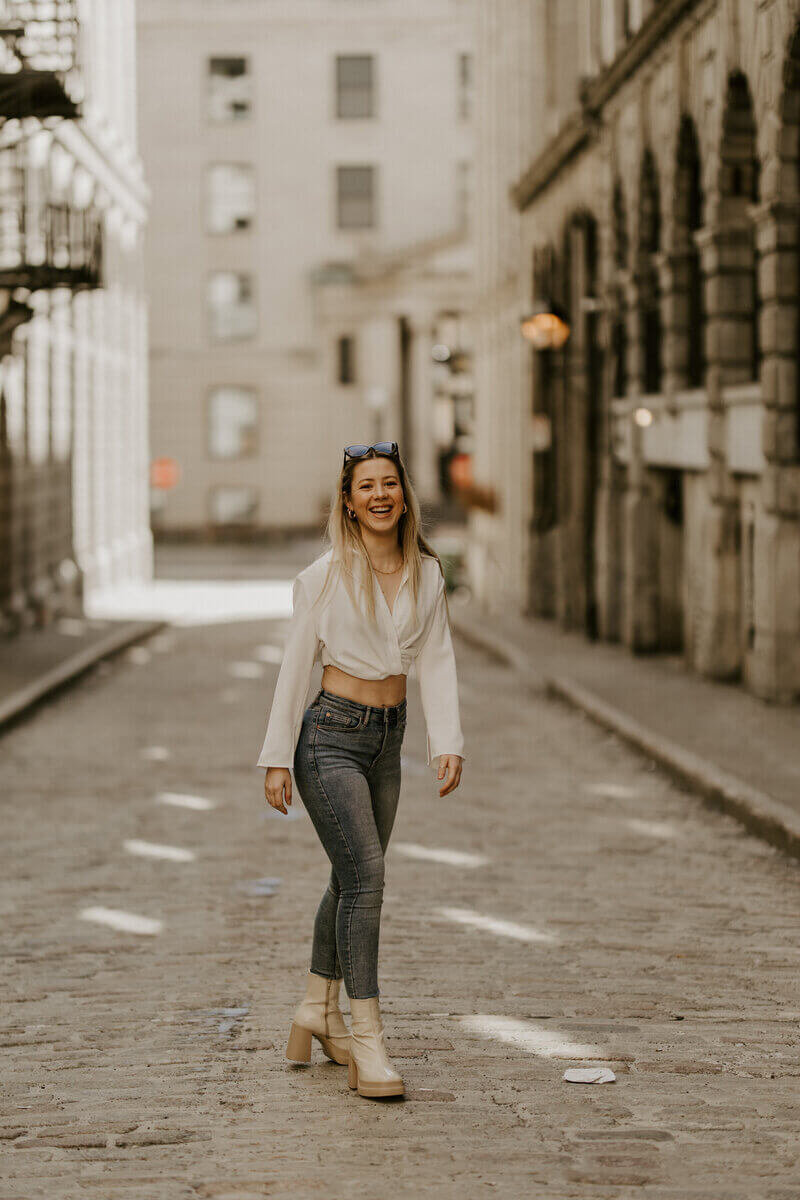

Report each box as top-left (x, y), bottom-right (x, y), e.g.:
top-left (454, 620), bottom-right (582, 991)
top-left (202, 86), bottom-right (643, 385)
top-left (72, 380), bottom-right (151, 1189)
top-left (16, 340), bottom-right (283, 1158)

top-left (256, 548), bottom-right (465, 771)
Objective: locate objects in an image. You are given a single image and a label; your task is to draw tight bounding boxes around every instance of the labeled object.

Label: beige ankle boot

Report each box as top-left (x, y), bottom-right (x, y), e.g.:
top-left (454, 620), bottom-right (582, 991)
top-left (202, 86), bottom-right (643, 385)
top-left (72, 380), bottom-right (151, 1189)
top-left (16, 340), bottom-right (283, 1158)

top-left (347, 996), bottom-right (404, 1098)
top-left (286, 971), bottom-right (351, 1065)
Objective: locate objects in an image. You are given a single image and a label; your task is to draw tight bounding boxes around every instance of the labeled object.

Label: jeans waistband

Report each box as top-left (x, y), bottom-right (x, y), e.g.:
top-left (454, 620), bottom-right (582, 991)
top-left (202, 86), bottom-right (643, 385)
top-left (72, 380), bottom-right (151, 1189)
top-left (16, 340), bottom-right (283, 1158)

top-left (314, 687), bottom-right (406, 728)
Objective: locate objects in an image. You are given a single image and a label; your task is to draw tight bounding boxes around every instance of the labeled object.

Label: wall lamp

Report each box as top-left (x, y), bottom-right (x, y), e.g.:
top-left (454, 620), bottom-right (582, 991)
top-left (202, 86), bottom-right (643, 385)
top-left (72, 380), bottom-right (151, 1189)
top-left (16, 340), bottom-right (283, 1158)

top-left (520, 300), bottom-right (570, 350)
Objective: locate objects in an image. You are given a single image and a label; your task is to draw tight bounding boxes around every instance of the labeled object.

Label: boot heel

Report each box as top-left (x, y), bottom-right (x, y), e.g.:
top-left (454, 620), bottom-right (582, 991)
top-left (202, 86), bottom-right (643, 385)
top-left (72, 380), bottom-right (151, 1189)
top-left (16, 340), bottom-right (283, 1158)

top-left (348, 1055), bottom-right (358, 1089)
top-left (286, 1022), bottom-right (312, 1062)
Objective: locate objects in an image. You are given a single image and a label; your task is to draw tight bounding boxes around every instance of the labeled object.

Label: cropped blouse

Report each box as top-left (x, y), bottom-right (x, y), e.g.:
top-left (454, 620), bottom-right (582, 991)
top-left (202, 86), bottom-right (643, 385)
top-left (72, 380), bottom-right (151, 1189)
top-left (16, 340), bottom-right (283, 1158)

top-left (255, 548), bottom-right (465, 771)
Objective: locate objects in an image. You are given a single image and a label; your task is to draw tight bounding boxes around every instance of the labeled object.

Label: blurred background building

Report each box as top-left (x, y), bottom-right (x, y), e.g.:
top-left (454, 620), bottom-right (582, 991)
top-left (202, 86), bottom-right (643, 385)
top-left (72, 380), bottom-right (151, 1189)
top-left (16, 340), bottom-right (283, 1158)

top-left (471, 0), bottom-right (800, 704)
top-left (137, 0), bottom-right (475, 540)
top-left (0, 0), bottom-right (151, 635)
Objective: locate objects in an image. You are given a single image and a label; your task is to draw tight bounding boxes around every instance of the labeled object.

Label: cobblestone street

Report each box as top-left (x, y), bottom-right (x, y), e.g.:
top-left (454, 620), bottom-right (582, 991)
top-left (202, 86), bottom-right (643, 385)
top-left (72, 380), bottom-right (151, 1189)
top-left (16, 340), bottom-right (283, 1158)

top-left (3, 561), bottom-right (800, 1199)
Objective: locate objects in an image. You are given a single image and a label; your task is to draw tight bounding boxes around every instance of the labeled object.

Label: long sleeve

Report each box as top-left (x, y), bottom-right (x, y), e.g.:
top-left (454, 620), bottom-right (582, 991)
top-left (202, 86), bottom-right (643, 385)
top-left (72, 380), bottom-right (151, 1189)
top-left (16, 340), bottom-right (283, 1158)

top-left (415, 575), bottom-right (465, 767)
top-left (255, 575), bottom-right (320, 770)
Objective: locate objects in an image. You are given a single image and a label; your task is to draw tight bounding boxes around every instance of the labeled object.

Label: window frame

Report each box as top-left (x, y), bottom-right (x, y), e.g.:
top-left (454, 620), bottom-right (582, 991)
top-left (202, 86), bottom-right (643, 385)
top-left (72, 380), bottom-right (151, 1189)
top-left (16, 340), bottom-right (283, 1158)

top-left (207, 56), bottom-right (253, 123)
top-left (206, 384), bottom-right (259, 461)
top-left (206, 271), bottom-right (258, 343)
top-left (205, 162), bottom-right (257, 235)
top-left (336, 335), bottom-right (357, 385)
top-left (335, 54), bottom-right (376, 120)
top-left (208, 484), bottom-right (259, 526)
top-left (335, 164), bottom-right (377, 231)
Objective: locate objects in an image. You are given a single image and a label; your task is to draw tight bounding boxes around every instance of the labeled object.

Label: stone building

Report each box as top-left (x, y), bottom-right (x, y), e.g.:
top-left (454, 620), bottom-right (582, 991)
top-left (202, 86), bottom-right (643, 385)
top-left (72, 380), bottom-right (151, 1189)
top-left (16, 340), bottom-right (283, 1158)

top-left (0, 0), bottom-right (151, 633)
top-left (137, 0), bottom-right (474, 538)
top-left (472, 0), bottom-right (800, 703)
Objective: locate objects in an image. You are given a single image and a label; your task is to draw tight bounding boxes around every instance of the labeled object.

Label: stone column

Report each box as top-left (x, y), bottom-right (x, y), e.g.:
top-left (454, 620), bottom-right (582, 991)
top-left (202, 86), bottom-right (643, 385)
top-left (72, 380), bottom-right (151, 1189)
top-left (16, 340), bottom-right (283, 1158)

top-left (621, 269), bottom-right (659, 651)
top-left (693, 220), bottom-right (754, 679)
top-left (748, 200), bottom-right (800, 701)
top-left (593, 278), bottom-right (624, 642)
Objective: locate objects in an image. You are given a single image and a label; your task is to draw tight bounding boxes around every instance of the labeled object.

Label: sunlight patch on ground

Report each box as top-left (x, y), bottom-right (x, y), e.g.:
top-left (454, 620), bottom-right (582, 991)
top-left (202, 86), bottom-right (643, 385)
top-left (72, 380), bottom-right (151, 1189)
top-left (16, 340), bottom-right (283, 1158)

top-left (583, 781), bottom-right (641, 800)
top-left (140, 745), bottom-right (170, 761)
top-left (434, 906), bottom-right (559, 944)
top-left (123, 839), bottom-right (196, 863)
top-left (229, 661), bottom-right (264, 679)
top-left (393, 842), bottom-right (489, 868)
top-left (85, 579), bottom-right (294, 626)
top-left (156, 791), bottom-right (217, 811)
top-left (253, 643), bottom-right (284, 663)
top-left (79, 906), bottom-right (162, 935)
top-left (456, 1015), bottom-right (603, 1060)
top-left (625, 818), bottom-right (677, 839)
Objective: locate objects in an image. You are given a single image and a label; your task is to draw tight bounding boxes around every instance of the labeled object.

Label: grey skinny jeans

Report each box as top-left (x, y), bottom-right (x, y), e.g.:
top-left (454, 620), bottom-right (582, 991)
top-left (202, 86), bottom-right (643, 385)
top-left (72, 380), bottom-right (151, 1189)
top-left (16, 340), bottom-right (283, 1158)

top-left (293, 687), bottom-right (406, 999)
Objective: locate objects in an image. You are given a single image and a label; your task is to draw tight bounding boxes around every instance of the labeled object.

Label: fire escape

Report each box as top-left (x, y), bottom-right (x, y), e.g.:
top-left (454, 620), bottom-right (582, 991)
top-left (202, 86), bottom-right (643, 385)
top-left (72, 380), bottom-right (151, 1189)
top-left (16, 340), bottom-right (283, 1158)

top-left (0, 1), bottom-right (103, 630)
top-left (0, 0), bottom-right (102, 352)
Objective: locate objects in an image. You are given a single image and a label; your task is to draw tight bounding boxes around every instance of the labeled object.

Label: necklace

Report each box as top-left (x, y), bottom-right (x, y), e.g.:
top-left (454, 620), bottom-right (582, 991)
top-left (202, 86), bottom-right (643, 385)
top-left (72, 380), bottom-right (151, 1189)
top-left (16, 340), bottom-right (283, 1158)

top-left (369, 555), bottom-right (404, 575)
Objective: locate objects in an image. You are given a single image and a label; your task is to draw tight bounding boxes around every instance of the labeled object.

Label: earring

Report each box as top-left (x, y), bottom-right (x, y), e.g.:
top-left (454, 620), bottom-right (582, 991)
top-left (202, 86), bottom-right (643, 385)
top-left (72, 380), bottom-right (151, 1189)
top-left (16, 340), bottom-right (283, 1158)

top-left (347, 509), bottom-right (355, 518)
top-left (402, 504), bottom-right (407, 513)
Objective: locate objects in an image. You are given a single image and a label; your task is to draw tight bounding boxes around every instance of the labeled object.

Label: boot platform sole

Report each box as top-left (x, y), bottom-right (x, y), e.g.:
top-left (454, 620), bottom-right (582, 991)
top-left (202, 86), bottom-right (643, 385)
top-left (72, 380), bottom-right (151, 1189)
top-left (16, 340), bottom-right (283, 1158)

top-left (348, 1054), bottom-right (404, 1097)
top-left (286, 1022), bottom-right (350, 1066)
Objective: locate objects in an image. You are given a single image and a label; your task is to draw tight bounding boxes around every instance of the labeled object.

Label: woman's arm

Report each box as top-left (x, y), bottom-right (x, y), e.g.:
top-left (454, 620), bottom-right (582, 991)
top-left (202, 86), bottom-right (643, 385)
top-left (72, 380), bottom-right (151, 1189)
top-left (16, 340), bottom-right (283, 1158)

top-left (415, 573), bottom-right (465, 788)
top-left (256, 575), bottom-right (319, 770)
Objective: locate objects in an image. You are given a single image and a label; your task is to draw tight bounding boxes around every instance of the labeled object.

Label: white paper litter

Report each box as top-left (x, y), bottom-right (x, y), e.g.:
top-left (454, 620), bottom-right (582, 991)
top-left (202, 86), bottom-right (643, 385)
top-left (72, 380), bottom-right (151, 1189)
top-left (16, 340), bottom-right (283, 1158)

top-left (563, 1067), bottom-right (616, 1084)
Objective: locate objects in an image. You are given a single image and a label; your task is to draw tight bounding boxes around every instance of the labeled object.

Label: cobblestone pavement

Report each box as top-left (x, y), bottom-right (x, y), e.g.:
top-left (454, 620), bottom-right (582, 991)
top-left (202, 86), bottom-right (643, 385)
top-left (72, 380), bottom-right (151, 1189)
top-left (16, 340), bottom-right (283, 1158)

top-left (2, 583), bottom-right (800, 1199)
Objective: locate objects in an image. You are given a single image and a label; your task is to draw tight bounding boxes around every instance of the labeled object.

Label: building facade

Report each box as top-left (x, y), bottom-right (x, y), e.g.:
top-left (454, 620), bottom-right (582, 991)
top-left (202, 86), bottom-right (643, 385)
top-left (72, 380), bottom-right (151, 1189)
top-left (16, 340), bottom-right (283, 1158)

top-left (0, 0), bottom-right (151, 633)
top-left (472, 0), bottom-right (800, 704)
top-left (137, 0), bottom-right (474, 538)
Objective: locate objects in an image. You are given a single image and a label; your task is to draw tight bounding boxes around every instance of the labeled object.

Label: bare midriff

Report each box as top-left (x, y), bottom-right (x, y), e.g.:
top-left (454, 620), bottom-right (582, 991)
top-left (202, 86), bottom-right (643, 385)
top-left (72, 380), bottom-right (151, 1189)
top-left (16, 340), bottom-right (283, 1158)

top-left (321, 663), bottom-right (407, 707)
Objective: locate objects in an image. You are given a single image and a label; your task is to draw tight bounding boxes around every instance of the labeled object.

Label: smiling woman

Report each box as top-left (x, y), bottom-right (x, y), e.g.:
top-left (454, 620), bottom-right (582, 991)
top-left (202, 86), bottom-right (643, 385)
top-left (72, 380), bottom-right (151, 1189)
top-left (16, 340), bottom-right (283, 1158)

top-left (256, 440), bottom-right (465, 1101)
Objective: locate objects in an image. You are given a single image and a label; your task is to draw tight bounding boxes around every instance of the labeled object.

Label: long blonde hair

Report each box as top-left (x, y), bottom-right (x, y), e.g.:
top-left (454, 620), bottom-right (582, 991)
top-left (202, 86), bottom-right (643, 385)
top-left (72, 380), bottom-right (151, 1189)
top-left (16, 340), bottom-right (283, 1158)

top-left (310, 446), bottom-right (451, 630)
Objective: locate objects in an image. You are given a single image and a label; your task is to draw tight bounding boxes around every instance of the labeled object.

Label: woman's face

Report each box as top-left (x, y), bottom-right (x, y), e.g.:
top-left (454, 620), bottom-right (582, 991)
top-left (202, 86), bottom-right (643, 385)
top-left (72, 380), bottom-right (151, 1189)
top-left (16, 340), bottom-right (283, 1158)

top-left (347, 456), bottom-right (404, 534)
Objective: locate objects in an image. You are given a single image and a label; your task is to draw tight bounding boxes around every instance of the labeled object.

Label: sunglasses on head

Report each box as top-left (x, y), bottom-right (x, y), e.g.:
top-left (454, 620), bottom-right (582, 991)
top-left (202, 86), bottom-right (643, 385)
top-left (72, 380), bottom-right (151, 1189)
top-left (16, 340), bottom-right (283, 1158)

top-left (343, 441), bottom-right (399, 466)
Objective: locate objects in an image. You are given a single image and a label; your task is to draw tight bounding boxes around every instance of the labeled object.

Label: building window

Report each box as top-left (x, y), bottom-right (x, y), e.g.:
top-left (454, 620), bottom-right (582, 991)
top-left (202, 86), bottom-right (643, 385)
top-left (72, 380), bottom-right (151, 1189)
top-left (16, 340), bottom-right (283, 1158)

top-left (208, 386), bottom-right (258, 458)
top-left (458, 52), bottom-right (473, 120)
top-left (456, 160), bottom-right (472, 230)
top-left (209, 486), bottom-right (258, 525)
top-left (336, 55), bottom-right (375, 118)
top-left (206, 164), bottom-right (256, 234)
top-left (208, 57), bottom-right (252, 122)
top-left (336, 165), bottom-right (376, 229)
top-left (207, 272), bottom-right (257, 341)
top-left (337, 335), bottom-right (356, 385)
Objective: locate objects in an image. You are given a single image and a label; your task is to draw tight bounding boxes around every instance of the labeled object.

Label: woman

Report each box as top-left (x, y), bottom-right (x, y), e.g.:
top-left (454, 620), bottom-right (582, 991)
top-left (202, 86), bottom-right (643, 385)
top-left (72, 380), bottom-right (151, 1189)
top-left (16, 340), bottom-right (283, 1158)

top-left (257, 440), bottom-right (465, 1100)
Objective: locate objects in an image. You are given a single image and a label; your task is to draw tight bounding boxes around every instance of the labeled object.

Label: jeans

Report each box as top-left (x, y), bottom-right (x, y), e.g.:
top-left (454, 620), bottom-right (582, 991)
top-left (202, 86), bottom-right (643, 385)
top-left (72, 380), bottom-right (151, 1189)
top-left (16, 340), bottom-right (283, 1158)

top-left (293, 687), bottom-right (406, 999)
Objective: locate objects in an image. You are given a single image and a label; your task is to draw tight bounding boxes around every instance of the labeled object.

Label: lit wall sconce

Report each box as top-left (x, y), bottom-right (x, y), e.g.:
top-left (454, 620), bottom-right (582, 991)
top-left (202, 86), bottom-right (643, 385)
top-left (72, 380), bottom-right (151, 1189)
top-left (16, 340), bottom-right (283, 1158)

top-left (520, 300), bottom-right (570, 350)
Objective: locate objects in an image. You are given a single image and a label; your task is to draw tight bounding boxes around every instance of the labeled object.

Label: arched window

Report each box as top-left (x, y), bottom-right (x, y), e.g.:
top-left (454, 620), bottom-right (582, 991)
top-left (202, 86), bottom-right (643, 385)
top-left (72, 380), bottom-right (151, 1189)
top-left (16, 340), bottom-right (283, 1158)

top-left (675, 116), bottom-right (705, 388)
top-left (638, 148), bottom-right (662, 394)
top-left (612, 180), bottom-right (628, 397)
top-left (719, 72), bottom-right (760, 383)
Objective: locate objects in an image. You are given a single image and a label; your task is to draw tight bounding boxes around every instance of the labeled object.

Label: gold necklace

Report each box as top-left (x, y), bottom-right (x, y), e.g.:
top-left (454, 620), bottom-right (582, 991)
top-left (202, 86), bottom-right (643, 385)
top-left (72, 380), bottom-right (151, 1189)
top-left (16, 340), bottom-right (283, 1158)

top-left (369, 555), bottom-right (404, 575)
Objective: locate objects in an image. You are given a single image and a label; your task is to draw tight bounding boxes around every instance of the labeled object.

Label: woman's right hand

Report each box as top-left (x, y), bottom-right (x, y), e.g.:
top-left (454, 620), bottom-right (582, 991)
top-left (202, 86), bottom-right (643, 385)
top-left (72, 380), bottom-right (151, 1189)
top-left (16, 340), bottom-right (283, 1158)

top-left (264, 767), bottom-right (292, 815)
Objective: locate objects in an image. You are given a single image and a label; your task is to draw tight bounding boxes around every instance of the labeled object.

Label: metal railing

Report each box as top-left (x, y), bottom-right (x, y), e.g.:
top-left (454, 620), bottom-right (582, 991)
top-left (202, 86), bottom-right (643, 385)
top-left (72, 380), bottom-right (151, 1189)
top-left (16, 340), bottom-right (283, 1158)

top-left (0, 200), bottom-right (102, 290)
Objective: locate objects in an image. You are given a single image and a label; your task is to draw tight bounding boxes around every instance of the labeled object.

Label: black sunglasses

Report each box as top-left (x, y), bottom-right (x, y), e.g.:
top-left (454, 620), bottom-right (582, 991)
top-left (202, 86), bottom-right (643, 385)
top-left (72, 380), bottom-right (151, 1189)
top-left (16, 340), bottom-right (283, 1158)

top-left (343, 441), bottom-right (399, 466)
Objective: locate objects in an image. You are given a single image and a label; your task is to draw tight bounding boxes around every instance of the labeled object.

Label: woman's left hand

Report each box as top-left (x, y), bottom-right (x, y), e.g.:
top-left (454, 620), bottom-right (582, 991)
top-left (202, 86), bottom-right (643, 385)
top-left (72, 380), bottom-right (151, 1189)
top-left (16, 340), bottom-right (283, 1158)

top-left (437, 754), bottom-right (463, 797)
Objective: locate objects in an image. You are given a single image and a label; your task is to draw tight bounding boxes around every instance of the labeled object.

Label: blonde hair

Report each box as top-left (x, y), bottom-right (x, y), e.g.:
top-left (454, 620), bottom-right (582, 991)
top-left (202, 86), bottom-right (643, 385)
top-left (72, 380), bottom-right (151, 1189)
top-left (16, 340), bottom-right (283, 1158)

top-left (310, 446), bottom-right (451, 629)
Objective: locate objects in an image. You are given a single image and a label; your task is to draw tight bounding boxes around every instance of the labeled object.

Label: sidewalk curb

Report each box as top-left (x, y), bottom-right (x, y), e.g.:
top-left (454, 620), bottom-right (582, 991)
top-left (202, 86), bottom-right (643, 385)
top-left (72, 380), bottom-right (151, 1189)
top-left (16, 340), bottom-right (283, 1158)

top-left (0, 619), bottom-right (168, 732)
top-left (450, 609), bottom-right (538, 679)
top-left (451, 613), bottom-right (800, 863)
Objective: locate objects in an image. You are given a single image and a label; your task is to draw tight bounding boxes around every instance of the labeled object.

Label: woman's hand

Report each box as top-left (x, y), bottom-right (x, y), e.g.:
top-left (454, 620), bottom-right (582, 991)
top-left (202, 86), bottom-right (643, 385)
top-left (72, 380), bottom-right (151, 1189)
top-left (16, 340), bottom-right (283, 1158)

top-left (437, 754), bottom-right (463, 797)
top-left (264, 767), bottom-right (293, 814)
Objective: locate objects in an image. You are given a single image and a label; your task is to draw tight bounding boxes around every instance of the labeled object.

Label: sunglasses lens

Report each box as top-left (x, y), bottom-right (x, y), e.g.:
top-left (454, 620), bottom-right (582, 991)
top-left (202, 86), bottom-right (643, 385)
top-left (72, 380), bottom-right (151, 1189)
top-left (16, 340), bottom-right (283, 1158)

top-left (344, 445), bottom-right (369, 457)
top-left (373, 442), bottom-right (396, 455)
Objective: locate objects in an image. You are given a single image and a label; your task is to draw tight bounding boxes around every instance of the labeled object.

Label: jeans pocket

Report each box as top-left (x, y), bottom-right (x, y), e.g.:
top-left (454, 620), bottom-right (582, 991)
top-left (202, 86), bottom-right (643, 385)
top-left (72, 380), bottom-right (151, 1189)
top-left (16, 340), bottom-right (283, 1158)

top-left (319, 708), bottom-right (361, 730)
